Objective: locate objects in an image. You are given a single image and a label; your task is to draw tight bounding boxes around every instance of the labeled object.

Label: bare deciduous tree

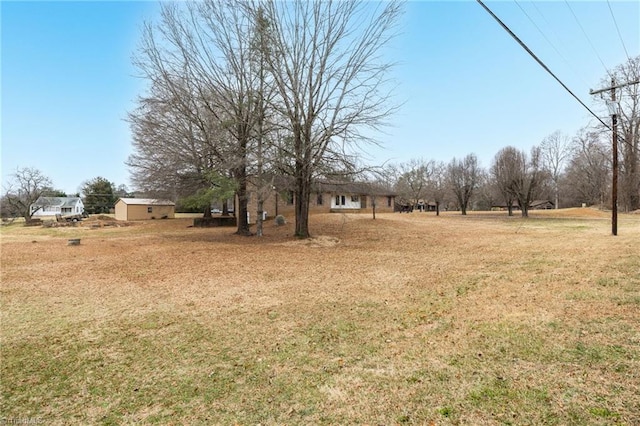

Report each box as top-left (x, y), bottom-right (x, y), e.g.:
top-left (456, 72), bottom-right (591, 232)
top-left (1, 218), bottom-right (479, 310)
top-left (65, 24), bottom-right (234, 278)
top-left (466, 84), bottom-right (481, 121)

top-left (260, 0), bottom-right (402, 238)
top-left (130, 0), bottom-right (273, 235)
top-left (496, 146), bottom-right (545, 217)
top-left (491, 147), bottom-right (521, 216)
top-left (127, 83), bottom-right (232, 215)
top-left (248, 6), bottom-right (277, 237)
top-left (395, 158), bottom-right (433, 210)
top-left (2, 167), bottom-right (53, 221)
top-left (594, 56), bottom-right (640, 212)
top-left (540, 130), bottom-right (571, 209)
top-left (474, 169), bottom-right (497, 211)
top-left (447, 154), bottom-right (480, 215)
top-left (614, 57), bottom-right (640, 212)
top-left (428, 161), bottom-right (448, 216)
top-left (563, 129), bottom-right (610, 207)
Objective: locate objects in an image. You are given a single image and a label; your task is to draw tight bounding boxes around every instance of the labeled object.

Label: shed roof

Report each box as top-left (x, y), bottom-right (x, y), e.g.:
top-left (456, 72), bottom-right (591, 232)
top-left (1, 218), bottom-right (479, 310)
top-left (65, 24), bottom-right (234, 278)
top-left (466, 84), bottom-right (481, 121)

top-left (117, 198), bottom-right (175, 206)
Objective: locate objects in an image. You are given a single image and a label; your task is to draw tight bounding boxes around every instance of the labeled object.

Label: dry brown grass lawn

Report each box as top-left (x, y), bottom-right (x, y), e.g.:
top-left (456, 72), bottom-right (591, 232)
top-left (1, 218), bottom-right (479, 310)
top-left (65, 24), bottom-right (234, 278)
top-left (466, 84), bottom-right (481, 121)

top-left (1, 209), bottom-right (639, 425)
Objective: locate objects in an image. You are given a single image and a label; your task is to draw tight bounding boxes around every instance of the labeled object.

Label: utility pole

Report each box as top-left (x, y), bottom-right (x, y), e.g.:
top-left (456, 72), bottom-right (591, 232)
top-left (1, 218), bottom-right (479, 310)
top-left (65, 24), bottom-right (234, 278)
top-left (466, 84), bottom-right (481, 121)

top-left (611, 81), bottom-right (618, 236)
top-left (590, 78), bottom-right (639, 236)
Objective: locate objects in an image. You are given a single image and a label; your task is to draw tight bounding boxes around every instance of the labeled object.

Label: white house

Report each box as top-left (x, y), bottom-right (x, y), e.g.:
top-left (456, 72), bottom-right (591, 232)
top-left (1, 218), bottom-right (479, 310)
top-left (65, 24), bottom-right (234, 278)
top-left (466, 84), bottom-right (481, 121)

top-left (30, 197), bottom-right (85, 217)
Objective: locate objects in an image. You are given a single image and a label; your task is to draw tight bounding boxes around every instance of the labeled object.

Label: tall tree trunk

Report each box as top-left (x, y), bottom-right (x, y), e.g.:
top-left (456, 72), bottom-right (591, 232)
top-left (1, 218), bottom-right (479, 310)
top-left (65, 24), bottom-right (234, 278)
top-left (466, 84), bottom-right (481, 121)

top-left (436, 201), bottom-right (440, 216)
top-left (255, 18), bottom-right (267, 237)
top-left (295, 179), bottom-right (311, 238)
top-left (257, 200), bottom-right (264, 236)
top-left (372, 196), bottom-right (376, 220)
top-left (234, 166), bottom-right (252, 236)
top-left (459, 193), bottom-right (468, 215)
top-left (518, 195), bottom-right (530, 217)
top-left (294, 160), bottom-right (312, 238)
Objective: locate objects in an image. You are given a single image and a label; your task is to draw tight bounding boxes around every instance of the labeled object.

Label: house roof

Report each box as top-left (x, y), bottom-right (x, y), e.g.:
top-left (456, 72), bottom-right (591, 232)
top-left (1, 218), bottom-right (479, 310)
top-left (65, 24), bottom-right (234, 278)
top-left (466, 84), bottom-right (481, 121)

top-left (530, 200), bottom-right (554, 207)
top-left (492, 201), bottom-right (520, 208)
top-left (271, 175), bottom-right (395, 196)
top-left (117, 198), bottom-right (175, 206)
top-left (32, 197), bottom-right (82, 207)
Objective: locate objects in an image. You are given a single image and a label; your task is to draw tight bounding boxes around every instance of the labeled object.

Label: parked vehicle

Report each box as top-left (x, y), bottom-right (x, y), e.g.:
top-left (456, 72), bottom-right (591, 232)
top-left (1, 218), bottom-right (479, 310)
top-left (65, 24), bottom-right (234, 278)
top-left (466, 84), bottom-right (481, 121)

top-left (56, 211), bottom-right (89, 223)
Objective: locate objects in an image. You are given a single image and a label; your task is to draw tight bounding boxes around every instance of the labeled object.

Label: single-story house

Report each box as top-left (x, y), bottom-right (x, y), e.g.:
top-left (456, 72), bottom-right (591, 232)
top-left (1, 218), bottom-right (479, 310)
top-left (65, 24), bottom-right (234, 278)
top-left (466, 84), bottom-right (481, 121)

top-left (243, 178), bottom-right (396, 219)
top-left (398, 199), bottom-right (438, 212)
top-left (30, 197), bottom-right (84, 217)
top-left (320, 181), bottom-right (396, 213)
top-left (114, 198), bottom-right (175, 221)
top-left (491, 201), bottom-right (520, 211)
top-left (530, 200), bottom-right (555, 210)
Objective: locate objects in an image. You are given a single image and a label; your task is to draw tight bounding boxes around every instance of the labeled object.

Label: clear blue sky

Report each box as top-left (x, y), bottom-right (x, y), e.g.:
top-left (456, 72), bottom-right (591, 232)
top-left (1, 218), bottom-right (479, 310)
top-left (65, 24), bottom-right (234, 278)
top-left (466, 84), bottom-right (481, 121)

top-left (2, 1), bottom-right (639, 195)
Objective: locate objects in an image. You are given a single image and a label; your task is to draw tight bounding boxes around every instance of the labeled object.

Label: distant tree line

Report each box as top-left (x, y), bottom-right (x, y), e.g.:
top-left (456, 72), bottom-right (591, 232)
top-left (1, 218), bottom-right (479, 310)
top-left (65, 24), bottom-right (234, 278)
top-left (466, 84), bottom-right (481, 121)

top-left (387, 57), bottom-right (640, 216)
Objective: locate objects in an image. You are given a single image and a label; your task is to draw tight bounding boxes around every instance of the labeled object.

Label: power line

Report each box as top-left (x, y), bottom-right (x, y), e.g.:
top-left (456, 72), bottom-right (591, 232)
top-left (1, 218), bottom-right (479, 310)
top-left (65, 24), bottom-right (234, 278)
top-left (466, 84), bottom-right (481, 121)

top-left (606, 0), bottom-right (632, 63)
top-left (563, 0), bottom-right (613, 78)
top-left (514, 0), bottom-right (591, 89)
top-left (475, 0), bottom-right (611, 131)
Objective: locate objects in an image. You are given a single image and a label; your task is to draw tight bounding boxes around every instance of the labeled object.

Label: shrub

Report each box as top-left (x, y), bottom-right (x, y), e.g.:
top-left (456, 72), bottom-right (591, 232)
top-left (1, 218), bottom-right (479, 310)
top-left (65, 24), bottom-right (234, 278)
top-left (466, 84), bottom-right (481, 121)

top-left (275, 215), bottom-right (286, 226)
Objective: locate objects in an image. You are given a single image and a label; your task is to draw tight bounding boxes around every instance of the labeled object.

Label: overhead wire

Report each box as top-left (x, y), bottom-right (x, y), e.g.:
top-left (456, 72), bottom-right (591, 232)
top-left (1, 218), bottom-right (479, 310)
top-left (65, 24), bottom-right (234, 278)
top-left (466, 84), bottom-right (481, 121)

top-left (606, 0), bottom-right (632, 63)
top-left (563, 0), bottom-right (613, 79)
top-left (477, 0), bottom-right (640, 152)
top-left (513, 0), bottom-right (591, 89)
top-left (475, 0), bottom-right (611, 131)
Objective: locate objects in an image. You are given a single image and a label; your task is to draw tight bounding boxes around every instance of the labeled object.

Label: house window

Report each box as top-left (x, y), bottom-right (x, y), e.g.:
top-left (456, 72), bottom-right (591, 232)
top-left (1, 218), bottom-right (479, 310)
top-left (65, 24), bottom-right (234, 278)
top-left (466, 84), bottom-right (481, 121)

top-left (317, 193), bottom-right (323, 205)
top-left (387, 196), bottom-right (392, 207)
top-left (335, 195), bottom-right (346, 206)
top-left (147, 206), bottom-right (153, 213)
top-left (351, 195), bottom-right (359, 202)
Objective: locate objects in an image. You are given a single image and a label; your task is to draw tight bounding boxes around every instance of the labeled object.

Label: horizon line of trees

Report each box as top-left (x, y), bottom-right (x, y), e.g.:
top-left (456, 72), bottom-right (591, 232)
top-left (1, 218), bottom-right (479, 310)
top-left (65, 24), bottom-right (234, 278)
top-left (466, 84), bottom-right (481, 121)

top-left (388, 57), bottom-right (640, 217)
top-left (387, 121), bottom-right (636, 217)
